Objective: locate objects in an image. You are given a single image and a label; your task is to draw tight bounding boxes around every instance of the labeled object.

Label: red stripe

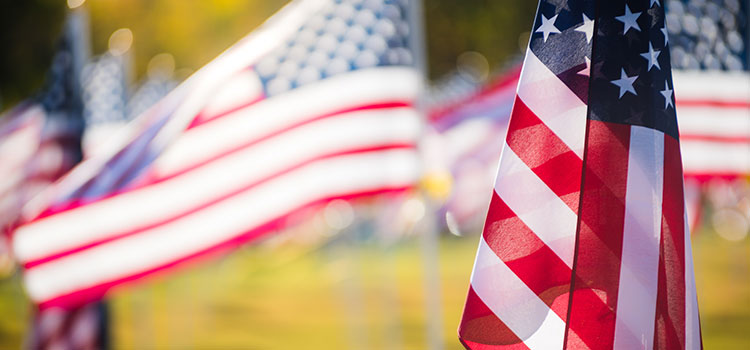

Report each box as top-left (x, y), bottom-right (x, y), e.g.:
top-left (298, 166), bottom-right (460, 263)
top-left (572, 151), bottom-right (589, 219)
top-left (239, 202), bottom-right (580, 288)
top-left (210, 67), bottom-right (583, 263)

top-left (506, 96), bottom-right (583, 211)
top-left (459, 285), bottom-right (530, 350)
top-left (680, 134), bottom-right (750, 144)
top-left (152, 101), bottom-right (413, 184)
top-left (565, 120), bottom-right (632, 350)
top-left (32, 101), bottom-right (414, 221)
top-left (482, 192), bottom-right (572, 318)
top-left (24, 144), bottom-right (415, 269)
top-left (676, 99), bottom-right (750, 109)
top-left (479, 191), bottom-right (619, 348)
top-left (653, 134), bottom-right (687, 349)
top-left (36, 185), bottom-right (412, 310)
top-left (683, 172), bottom-right (746, 182)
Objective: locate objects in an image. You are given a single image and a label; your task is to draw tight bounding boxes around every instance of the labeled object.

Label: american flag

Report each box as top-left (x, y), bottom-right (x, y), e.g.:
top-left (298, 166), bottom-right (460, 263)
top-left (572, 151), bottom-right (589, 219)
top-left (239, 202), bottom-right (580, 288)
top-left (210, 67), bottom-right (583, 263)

top-left (427, 68), bottom-right (520, 231)
top-left (675, 71), bottom-right (749, 180)
top-left (0, 13), bottom-right (84, 235)
top-left (80, 52), bottom-right (130, 155)
top-left (666, 0), bottom-right (750, 181)
top-left (12, 0), bottom-right (421, 310)
top-left (127, 72), bottom-right (177, 122)
top-left (458, 1), bottom-right (702, 349)
top-left (0, 12), bottom-right (110, 349)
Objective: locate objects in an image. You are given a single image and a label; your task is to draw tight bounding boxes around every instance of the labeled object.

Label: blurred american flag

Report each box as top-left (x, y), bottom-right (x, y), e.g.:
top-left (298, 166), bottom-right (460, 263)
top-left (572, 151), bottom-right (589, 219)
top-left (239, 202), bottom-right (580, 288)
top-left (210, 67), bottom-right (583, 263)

top-left (0, 12), bottom-right (111, 349)
top-left (12, 0), bottom-right (423, 310)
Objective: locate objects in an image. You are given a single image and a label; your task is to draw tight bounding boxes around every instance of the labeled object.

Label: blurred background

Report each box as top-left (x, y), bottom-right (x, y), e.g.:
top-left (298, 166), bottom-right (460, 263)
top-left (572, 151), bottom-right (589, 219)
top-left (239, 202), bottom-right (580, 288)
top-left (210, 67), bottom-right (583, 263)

top-left (1, 0), bottom-right (748, 349)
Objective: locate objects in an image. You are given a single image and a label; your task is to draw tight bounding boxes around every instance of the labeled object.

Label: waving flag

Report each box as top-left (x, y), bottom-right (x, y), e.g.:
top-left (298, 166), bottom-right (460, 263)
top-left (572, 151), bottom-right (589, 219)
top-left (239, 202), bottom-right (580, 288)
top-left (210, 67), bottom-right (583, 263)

top-left (12, 0), bottom-right (421, 310)
top-left (674, 71), bottom-right (750, 180)
top-left (458, 1), bottom-right (701, 349)
top-left (667, 0), bottom-right (750, 180)
top-left (427, 67), bottom-right (520, 230)
top-left (0, 11), bottom-right (111, 349)
top-left (0, 16), bottom-right (84, 235)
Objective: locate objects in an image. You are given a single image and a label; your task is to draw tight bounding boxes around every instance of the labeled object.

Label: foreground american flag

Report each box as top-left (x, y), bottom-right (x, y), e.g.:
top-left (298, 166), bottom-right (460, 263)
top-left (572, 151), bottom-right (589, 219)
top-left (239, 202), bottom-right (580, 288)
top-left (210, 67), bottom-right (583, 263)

top-left (12, 0), bottom-right (422, 309)
top-left (459, 0), bottom-right (702, 349)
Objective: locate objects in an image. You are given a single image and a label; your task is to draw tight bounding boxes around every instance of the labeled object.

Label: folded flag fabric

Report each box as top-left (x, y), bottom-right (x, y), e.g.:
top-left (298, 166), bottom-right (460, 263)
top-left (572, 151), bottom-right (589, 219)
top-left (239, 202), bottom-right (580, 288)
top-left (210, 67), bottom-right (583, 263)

top-left (12, 0), bottom-right (422, 310)
top-left (459, 1), bottom-right (702, 349)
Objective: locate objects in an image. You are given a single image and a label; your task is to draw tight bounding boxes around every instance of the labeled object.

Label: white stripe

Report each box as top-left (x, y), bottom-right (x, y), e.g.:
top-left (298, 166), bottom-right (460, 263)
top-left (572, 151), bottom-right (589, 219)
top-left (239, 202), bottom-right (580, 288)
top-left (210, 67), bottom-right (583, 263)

top-left (677, 106), bottom-right (750, 138)
top-left (673, 71), bottom-right (750, 102)
top-left (0, 118), bottom-right (41, 189)
top-left (157, 67), bottom-right (420, 176)
top-left (493, 145), bottom-right (578, 267)
top-left (614, 126), bottom-right (664, 350)
top-left (684, 212), bottom-right (701, 350)
top-left (197, 69), bottom-right (264, 118)
top-left (14, 109), bottom-right (421, 262)
top-left (470, 236), bottom-right (565, 350)
top-left (24, 149), bottom-right (419, 302)
top-left (681, 140), bottom-right (750, 175)
top-left (516, 50), bottom-right (588, 158)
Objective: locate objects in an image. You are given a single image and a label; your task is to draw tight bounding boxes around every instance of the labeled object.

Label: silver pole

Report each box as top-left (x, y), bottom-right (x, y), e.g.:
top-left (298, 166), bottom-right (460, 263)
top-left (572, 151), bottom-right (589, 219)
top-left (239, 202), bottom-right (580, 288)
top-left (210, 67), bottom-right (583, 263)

top-left (408, 1), bottom-right (445, 349)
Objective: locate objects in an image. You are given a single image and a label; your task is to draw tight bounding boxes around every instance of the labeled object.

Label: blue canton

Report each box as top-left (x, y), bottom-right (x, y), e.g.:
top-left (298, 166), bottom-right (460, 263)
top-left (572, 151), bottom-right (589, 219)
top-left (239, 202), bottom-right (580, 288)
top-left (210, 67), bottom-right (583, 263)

top-left (256, 0), bottom-right (413, 96)
top-left (588, 0), bottom-right (679, 138)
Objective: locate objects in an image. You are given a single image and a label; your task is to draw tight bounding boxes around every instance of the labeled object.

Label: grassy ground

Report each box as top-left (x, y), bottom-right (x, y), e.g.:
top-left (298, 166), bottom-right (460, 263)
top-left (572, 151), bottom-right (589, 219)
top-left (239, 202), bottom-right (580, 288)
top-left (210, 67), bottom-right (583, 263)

top-left (1, 229), bottom-right (748, 349)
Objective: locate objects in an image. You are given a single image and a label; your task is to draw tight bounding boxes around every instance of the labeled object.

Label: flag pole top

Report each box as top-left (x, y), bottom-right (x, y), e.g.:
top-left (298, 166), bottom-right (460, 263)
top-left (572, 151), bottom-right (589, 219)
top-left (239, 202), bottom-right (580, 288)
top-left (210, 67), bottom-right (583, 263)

top-left (67, 0), bottom-right (86, 9)
top-left (108, 28), bottom-right (133, 57)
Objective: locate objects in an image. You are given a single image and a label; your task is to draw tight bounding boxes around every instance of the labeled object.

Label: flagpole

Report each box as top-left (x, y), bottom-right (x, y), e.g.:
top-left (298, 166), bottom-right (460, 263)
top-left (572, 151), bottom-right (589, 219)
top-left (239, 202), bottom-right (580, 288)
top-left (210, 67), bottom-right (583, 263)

top-left (408, 1), bottom-right (445, 349)
top-left (69, 5), bottom-right (115, 349)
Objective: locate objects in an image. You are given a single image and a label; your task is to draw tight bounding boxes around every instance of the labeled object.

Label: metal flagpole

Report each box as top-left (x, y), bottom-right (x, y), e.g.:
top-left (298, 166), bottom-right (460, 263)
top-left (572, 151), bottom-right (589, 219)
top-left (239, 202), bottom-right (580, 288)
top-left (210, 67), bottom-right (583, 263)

top-left (408, 1), bottom-right (445, 349)
top-left (68, 5), bottom-right (113, 349)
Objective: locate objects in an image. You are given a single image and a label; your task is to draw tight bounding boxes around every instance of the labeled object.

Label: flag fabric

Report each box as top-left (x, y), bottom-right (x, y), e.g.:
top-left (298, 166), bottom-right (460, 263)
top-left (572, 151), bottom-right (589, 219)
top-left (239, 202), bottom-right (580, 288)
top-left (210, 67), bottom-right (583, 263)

top-left (80, 52), bottom-right (130, 155)
top-left (459, 1), bottom-right (702, 349)
top-left (127, 71), bottom-right (177, 123)
top-left (427, 67), bottom-right (520, 230)
top-left (26, 302), bottom-right (109, 350)
top-left (666, 0), bottom-right (750, 181)
top-left (0, 16), bottom-right (85, 235)
top-left (0, 105), bottom-right (50, 231)
top-left (12, 0), bottom-right (421, 310)
top-left (0, 13), bottom-right (110, 349)
top-left (673, 72), bottom-right (749, 180)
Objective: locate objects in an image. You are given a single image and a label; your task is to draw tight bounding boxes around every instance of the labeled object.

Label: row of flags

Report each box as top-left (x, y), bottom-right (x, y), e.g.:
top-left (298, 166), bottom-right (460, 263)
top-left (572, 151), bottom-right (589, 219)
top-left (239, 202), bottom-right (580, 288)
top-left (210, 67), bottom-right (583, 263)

top-left (1, 0), bottom-right (747, 348)
top-left (11, 0), bottom-right (421, 311)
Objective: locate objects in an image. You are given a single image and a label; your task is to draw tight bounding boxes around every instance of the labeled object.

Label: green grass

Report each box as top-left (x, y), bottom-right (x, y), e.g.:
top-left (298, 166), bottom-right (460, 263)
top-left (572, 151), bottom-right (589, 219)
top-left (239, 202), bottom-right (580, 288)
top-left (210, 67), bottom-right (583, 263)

top-left (1, 230), bottom-right (747, 349)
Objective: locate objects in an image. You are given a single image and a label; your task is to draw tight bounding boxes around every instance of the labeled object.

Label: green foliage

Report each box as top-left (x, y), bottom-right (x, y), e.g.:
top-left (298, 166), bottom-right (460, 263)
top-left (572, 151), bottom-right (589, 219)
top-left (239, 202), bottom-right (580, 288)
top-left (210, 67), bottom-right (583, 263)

top-left (0, 0), bottom-right (538, 110)
top-left (0, 0), bottom-right (67, 108)
top-left (424, 0), bottom-right (538, 78)
top-left (85, 0), bottom-right (289, 80)
top-left (1, 232), bottom-right (748, 349)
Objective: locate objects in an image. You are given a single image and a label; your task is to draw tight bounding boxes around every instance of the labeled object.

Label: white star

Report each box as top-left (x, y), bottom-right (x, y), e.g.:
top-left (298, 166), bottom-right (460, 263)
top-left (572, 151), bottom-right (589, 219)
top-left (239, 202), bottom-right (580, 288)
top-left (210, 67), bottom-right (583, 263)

top-left (661, 24), bottom-right (669, 45)
top-left (660, 80), bottom-right (674, 109)
top-left (611, 69), bottom-right (638, 98)
top-left (640, 42), bottom-right (661, 71)
top-left (575, 13), bottom-right (595, 43)
top-left (651, 0), bottom-right (660, 7)
top-left (536, 14), bottom-right (561, 42)
top-left (615, 5), bottom-right (642, 35)
top-left (578, 56), bottom-right (591, 77)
